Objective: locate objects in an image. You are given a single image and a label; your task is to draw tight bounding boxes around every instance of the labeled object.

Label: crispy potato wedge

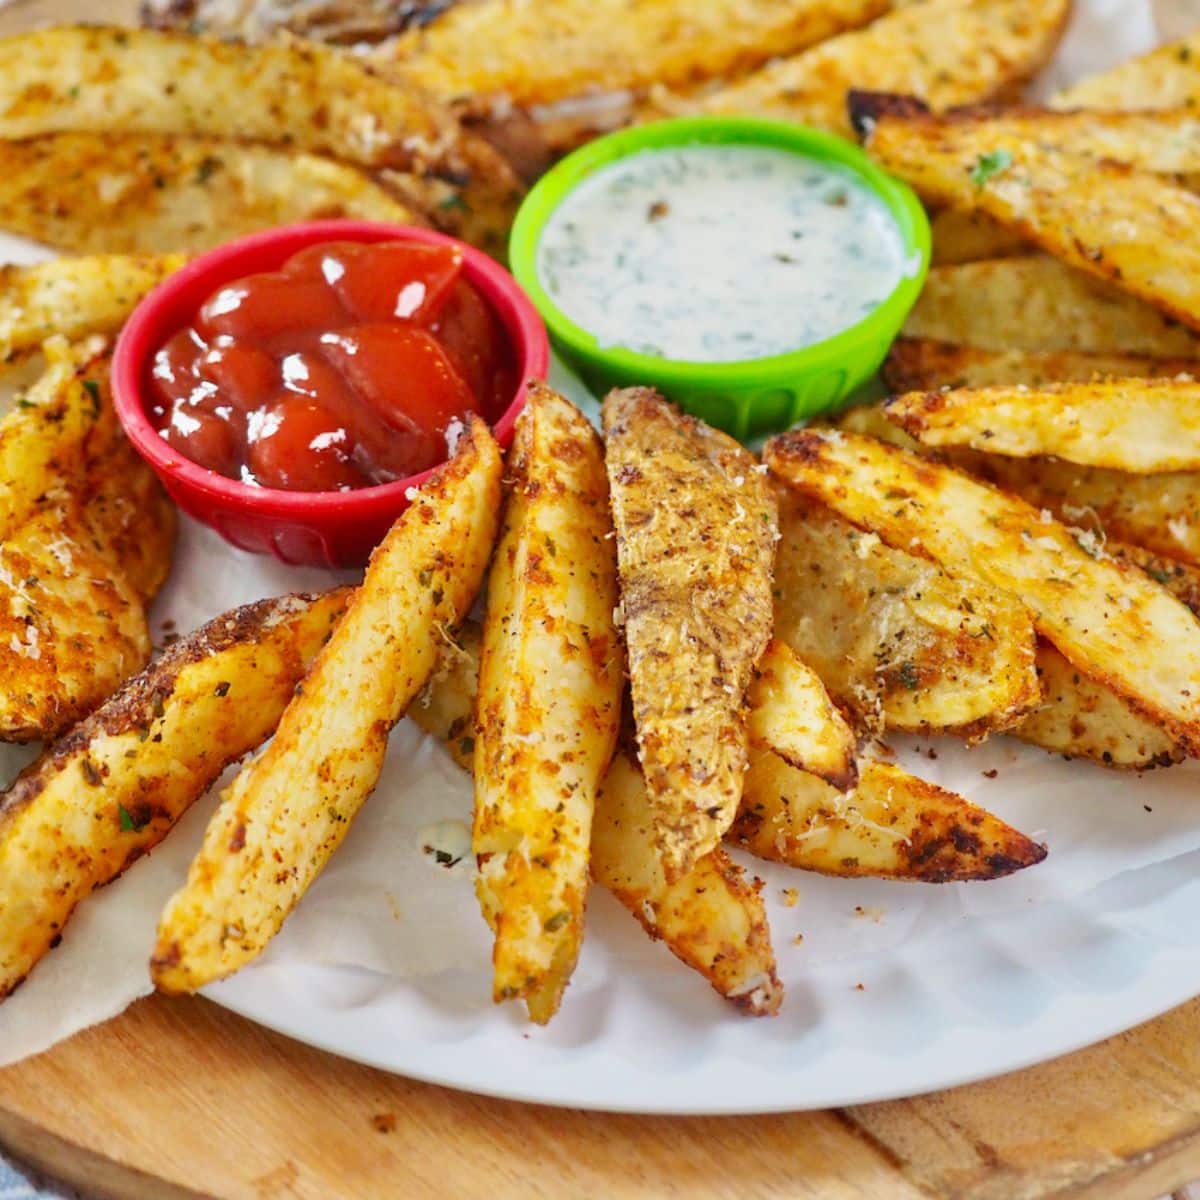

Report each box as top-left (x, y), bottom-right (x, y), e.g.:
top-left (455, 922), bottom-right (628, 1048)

top-left (411, 628), bottom-right (782, 1015)
top-left (746, 639), bottom-right (857, 791)
top-left (903, 258), bottom-right (1200, 358)
top-left (837, 401), bottom-right (1200, 574)
top-left (767, 429), bottom-right (1200, 753)
top-left (603, 387), bottom-right (776, 881)
top-left (0, 134), bottom-right (416, 256)
top-left (930, 207), bottom-right (1029, 266)
top-left (0, 590), bottom-right (350, 1000)
top-left (1013, 641), bottom-right (1184, 770)
top-left (592, 750), bottom-right (782, 1015)
top-left (152, 417), bottom-right (502, 994)
top-left (886, 377), bottom-right (1200, 473)
top-left (883, 338), bottom-right (1200, 393)
top-left (1052, 33), bottom-right (1200, 110)
top-left (856, 98), bottom-right (1200, 177)
top-left (772, 486), bottom-right (1040, 740)
top-left (385, 0), bottom-right (889, 109)
top-left (0, 254), bottom-right (186, 360)
top-left (0, 500), bottom-right (149, 743)
top-left (0, 335), bottom-right (107, 540)
top-left (80, 432), bottom-right (177, 607)
top-left (671, 0), bottom-right (1068, 134)
top-left (733, 754), bottom-right (1045, 881)
top-left (860, 103), bottom-right (1200, 333)
top-left (0, 25), bottom-right (523, 253)
top-left (474, 387), bottom-right (622, 1024)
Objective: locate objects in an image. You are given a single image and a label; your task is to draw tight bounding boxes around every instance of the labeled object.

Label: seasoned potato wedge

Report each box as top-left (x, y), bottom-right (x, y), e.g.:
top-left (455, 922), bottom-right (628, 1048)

top-left (474, 387), bottom-right (622, 1024)
top-left (0, 590), bottom-right (351, 1000)
top-left (930, 207), bottom-right (1029, 266)
top-left (1052, 32), bottom-right (1200, 110)
top-left (0, 254), bottom-right (186, 360)
top-left (411, 627), bottom-right (782, 1015)
top-left (883, 338), bottom-right (1200, 393)
top-left (856, 98), bottom-right (1200, 178)
top-left (0, 500), bottom-right (149, 743)
top-left (152, 418), bottom-right (502, 994)
top-left (672, 0), bottom-right (1068, 133)
top-left (603, 387), bottom-right (776, 881)
top-left (0, 336), bottom-right (107, 540)
top-left (0, 25), bottom-right (523, 252)
top-left (0, 134), bottom-right (416, 256)
top-left (860, 105), bottom-right (1200, 333)
top-left (903, 258), bottom-right (1200, 358)
top-left (767, 429), bottom-right (1200, 753)
top-left (1014, 641), bottom-right (1183, 770)
top-left (746, 639), bottom-right (857, 791)
top-left (592, 750), bottom-right (781, 1015)
top-left (772, 486), bottom-right (1040, 740)
top-left (885, 377), bottom-right (1200, 473)
top-left (733, 754), bottom-right (1046, 881)
top-left (385, 0), bottom-right (888, 108)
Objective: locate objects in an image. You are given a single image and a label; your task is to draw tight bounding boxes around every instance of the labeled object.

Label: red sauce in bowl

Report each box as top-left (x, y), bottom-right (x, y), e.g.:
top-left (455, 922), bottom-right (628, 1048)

top-left (148, 240), bottom-right (516, 491)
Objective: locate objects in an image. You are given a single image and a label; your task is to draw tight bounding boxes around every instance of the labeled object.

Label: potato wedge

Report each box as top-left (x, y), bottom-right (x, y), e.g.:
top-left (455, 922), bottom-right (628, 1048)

top-left (860, 104), bottom-right (1200, 333)
top-left (0, 590), bottom-right (351, 1000)
top-left (903, 258), bottom-right (1200, 358)
top-left (0, 335), bottom-right (107, 540)
top-left (930, 207), bottom-right (1029, 266)
top-left (592, 750), bottom-right (782, 1015)
top-left (885, 377), bottom-right (1200, 473)
top-left (0, 254), bottom-right (186, 361)
top-left (603, 387), bottom-right (776, 881)
top-left (883, 338), bottom-right (1200, 393)
top-left (384, 0), bottom-right (889, 109)
top-left (0, 25), bottom-right (521, 253)
top-left (411, 627), bottom-right (782, 1015)
top-left (1052, 33), bottom-right (1200, 110)
top-left (1013, 641), bottom-right (1184, 770)
top-left (746, 639), bottom-right (857, 791)
top-left (0, 134), bottom-right (416, 256)
top-left (672, 0), bottom-right (1068, 134)
top-left (767, 428), bottom-right (1200, 753)
top-left (854, 96), bottom-right (1200, 178)
top-left (474, 387), bottom-right (622, 1024)
top-left (733, 753), bottom-right (1045, 881)
top-left (152, 417), bottom-right (502, 994)
top-left (772, 486), bottom-right (1040, 740)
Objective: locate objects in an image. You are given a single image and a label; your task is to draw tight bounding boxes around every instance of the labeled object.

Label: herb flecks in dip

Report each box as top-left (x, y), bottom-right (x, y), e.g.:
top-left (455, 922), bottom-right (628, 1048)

top-left (537, 144), bottom-right (912, 363)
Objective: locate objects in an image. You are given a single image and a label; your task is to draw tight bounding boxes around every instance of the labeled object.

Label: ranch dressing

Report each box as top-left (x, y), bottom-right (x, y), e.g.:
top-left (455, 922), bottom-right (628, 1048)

top-left (537, 144), bottom-right (913, 363)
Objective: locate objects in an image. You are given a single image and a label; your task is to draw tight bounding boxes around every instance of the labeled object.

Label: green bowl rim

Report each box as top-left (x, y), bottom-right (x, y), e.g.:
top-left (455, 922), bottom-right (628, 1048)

top-left (508, 115), bottom-right (932, 387)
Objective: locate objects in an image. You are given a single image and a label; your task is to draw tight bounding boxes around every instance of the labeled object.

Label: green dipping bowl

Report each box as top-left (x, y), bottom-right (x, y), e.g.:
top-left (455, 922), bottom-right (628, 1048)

top-left (509, 116), bottom-right (931, 440)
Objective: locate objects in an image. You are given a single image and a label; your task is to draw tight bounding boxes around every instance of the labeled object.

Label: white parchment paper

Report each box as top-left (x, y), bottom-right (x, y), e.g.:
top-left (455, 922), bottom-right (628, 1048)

top-left (1, 0), bottom-right (1198, 1067)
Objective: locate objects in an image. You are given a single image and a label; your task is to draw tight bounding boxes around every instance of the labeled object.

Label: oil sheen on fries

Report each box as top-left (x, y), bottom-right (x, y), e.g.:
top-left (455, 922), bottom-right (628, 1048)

top-left (0, 590), bottom-right (351, 1000)
top-left (767, 429), bottom-right (1200, 755)
top-left (152, 417), bottom-right (502, 993)
top-left (474, 386), bottom-right (622, 1024)
top-left (603, 387), bottom-right (776, 882)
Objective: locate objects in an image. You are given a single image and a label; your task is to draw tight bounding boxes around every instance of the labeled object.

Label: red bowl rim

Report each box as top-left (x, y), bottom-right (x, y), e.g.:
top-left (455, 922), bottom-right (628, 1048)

top-left (112, 220), bottom-right (549, 517)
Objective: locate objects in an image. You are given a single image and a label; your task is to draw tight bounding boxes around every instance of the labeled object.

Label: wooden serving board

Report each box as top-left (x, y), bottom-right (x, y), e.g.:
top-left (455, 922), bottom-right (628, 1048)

top-left (2, 993), bottom-right (1200, 1199)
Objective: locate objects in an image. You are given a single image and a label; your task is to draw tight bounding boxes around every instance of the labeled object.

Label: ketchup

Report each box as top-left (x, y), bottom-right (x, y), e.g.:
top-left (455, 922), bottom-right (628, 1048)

top-left (148, 241), bottom-right (515, 491)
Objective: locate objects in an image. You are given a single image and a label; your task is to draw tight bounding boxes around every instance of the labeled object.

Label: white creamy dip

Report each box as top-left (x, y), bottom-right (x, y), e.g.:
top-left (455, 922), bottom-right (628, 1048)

top-left (537, 144), bottom-right (912, 363)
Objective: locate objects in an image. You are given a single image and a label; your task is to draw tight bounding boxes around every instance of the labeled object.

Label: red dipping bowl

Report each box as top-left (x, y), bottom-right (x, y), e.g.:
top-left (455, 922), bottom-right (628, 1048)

top-left (113, 220), bottom-right (548, 568)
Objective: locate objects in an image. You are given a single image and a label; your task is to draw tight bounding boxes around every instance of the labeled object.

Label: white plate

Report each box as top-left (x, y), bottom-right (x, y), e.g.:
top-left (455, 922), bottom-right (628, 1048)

top-left (209, 847), bottom-right (1200, 1113)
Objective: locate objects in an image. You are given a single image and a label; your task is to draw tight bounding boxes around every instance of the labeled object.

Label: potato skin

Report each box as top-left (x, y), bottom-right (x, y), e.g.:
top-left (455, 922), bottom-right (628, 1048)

top-left (0, 589), bottom-right (351, 1000)
top-left (152, 418), bottom-right (501, 994)
top-left (474, 386), bottom-right (622, 1024)
top-left (603, 387), bottom-right (776, 881)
